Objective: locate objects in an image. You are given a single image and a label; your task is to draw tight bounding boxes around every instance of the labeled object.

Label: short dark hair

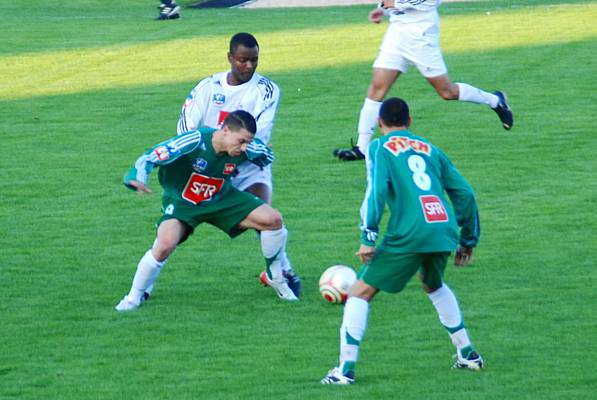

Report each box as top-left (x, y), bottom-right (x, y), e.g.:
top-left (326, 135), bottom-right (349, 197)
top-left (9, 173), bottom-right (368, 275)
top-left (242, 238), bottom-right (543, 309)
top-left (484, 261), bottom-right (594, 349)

top-left (379, 97), bottom-right (410, 127)
top-left (229, 32), bottom-right (259, 54)
top-left (223, 110), bottom-right (257, 135)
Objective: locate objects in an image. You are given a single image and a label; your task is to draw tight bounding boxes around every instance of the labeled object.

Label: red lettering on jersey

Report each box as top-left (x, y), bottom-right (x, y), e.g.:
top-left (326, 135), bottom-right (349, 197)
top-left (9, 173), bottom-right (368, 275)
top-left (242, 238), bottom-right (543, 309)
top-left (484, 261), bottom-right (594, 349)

top-left (182, 173), bottom-right (224, 205)
top-left (217, 111), bottom-right (230, 127)
top-left (383, 136), bottom-right (432, 157)
top-left (223, 163), bottom-right (236, 175)
top-left (420, 195), bottom-right (449, 223)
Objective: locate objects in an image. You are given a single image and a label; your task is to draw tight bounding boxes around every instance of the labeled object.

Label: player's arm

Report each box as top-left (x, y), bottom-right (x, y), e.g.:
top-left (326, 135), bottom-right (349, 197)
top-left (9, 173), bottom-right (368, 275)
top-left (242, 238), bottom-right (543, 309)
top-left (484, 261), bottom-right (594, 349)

top-left (439, 150), bottom-right (480, 249)
top-left (254, 79), bottom-right (281, 144)
top-left (359, 141), bottom-right (390, 248)
top-left (177, 79), bottom-right (209, 135)
top-left (244, 138), bottom-right (274, 167)
top-left (123, 131), bottom-right (204, 192)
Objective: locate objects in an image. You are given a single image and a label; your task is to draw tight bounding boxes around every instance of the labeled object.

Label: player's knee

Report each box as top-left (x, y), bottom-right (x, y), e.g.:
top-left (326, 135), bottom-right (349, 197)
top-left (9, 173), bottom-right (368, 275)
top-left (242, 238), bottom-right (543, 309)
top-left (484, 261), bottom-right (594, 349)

top-left (264, 209), bottom-right (283, 230)
top-left (153, 240), bottom-right (177, 261)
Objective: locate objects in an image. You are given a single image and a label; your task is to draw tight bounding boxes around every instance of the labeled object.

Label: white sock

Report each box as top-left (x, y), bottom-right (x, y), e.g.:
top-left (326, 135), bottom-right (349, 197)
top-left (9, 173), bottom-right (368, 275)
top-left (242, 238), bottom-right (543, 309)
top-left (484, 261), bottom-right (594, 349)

top-left (428, 284), bottom-right (472, 352)
top-left (127, 250), bottom-right (166, 304)
top-left (456, 82), bottom-right (499, 108)
top-left (339, 296), bottom-right (369, 374)
top-left (261, 227), bottom-right (288, 280)
top-left (356, 98), bottom-right (382, 154)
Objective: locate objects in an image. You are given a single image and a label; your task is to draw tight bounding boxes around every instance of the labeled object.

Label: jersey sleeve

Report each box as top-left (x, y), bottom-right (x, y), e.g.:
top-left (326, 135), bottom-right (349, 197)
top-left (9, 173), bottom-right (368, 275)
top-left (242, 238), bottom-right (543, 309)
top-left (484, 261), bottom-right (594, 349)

top-left (123, 131), bottom-right (203, 189)
top-left (360, 140), bottom-right (390, 246)
top-left (177, 78), bottom-right (210, 135)
top-left (253, 78), bottom-right (280, 144)
top-left (438, 149), bottom-right (480, 247)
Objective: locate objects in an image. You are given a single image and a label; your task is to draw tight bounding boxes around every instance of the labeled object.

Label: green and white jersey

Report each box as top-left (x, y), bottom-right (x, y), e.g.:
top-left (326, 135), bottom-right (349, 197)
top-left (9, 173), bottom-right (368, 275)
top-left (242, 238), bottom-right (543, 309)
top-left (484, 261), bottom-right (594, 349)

top-left (123, 128), bottom-right (272, 206)
top-left (361, 129), bottom-right (480, 253)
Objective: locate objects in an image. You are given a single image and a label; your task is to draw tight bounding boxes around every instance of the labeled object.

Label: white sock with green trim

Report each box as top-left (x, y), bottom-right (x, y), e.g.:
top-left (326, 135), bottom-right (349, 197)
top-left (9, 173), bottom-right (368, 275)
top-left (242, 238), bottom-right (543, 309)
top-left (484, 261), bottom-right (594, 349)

top-left (261, 227), bottom-right (287, 280)
top-left (339, 296), bottom-right (369, 375)
top-left (356, 98), bottom-right (382, 153)
top-left (127, 250), bottom-right (166, 304)
top-left (456, 82), bottom-right (499, 108)
top-left (428, 284), bottom-right (472, 356)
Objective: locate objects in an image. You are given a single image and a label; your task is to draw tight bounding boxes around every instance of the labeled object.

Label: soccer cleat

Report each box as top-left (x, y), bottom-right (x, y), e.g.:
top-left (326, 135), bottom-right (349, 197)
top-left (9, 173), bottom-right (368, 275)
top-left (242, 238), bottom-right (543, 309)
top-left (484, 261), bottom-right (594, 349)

top-left (453, 350), bottom-right (484, 371)
top-left (492, 91), bottom-right (513, 130)
top-left (264, 274), bottom-right (299, 301)
top-left (115, 295), bottom-right (142, 312)
top-left (283, 270), bottom-right (302, 298)
top-left (156, 2), bottom-right (180, 20)
top-left (333, 139), bottom-right (365, 161)
top-left (320, 367), bottom-right (355, 385)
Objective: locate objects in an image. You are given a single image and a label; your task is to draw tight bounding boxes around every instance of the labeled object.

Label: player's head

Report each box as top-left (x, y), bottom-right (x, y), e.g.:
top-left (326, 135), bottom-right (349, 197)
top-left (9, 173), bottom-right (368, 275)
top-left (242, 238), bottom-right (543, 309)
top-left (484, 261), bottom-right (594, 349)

top-left (219, 110), bottom-right (257, 156)
top-left (228, 33), bottom-right (259, 85)
top-left (379, 97), bottom-right (411, 130)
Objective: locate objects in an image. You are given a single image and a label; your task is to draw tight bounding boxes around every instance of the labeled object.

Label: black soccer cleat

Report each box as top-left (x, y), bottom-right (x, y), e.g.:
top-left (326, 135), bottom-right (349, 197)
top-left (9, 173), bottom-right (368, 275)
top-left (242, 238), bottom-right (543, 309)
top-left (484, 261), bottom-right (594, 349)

top-left (333, 140), bottom-right (365, 161)
top-left (492, 91), bottom-right (513, 130)
top-left (156, 1), bottom-right (180, 20)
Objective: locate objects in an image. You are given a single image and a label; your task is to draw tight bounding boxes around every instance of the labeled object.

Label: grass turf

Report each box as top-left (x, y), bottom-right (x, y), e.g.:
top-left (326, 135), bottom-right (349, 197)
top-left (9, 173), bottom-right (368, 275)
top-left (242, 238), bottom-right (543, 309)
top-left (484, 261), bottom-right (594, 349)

top-left (1, 0), bottom-right (596, 398)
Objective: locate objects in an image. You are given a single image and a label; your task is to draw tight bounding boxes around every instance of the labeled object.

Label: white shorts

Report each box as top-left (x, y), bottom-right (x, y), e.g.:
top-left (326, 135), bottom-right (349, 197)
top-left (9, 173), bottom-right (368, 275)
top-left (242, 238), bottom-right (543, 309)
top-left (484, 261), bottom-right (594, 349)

top-left (231, 162), bottom-right (272, 191)
top-left (373, 20), bottom-right (447, 78)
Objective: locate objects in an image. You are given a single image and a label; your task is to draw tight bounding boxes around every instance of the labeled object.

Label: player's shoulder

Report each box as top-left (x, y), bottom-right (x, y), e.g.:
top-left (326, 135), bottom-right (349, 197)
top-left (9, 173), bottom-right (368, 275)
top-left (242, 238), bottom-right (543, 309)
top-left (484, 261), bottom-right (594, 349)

top-left (253, 73), bottom-right (280, 98)
top-left (191, 72), bottom-right (226, 91)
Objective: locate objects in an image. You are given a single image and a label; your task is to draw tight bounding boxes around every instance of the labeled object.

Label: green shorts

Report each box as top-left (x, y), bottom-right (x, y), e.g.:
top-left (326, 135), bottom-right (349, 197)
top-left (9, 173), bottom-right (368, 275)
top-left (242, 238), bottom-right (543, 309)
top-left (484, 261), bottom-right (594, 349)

top-left (358, 250), bottom-right (450, 293)
top-left (158, 188), bottom-right (264, 239)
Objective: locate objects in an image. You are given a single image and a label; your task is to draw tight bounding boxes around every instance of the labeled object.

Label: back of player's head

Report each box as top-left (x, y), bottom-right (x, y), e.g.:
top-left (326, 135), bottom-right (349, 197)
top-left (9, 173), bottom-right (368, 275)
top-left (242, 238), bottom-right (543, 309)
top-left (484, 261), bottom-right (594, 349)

top-left (230, 33), bottom-right (259, 54)
top-left (223, 110), bottom-right (257, 135)
top-left (379, 97), bottom-right (410, 127)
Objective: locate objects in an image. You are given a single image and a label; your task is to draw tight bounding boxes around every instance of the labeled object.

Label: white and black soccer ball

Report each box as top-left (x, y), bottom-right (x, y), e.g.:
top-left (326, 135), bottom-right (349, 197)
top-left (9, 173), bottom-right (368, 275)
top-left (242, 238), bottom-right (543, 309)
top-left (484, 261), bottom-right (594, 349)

top-left (319, 265), bottom-right (357, 304)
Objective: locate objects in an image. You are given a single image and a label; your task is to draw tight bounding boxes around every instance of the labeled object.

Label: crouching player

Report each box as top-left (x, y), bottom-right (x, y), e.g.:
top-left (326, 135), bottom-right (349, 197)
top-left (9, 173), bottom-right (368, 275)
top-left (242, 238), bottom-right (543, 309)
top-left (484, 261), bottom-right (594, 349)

top-left (115, 110), bottom-right (298, 311)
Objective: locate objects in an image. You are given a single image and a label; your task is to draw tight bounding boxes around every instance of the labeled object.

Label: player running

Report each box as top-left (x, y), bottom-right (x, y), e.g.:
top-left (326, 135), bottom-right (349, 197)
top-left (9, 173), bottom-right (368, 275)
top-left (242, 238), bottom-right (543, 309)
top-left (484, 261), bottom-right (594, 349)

top-left (322, 98), bottom-right (483, 384)
top-left (334, 0), bottom-right (513, 161)
top-left (176, 32), bottom-right (301, 296)
top-left (115, 111), bottom-right (298, 312)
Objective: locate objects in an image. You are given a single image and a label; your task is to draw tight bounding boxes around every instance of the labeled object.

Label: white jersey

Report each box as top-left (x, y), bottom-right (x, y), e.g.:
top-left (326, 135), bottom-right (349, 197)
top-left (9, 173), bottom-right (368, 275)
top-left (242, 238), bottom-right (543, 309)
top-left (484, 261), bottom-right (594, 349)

top-left (385, 0), bottom-right (440, 24)
top-left (177, 71), bottom-right (281, 191)
top-left (177, 71), bottom-right (280, 145)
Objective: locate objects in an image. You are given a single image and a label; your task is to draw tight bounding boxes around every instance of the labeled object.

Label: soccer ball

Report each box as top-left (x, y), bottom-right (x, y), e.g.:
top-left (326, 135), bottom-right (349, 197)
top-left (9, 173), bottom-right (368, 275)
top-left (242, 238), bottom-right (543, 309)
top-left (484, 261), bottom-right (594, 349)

top-left (319, 265), bottom-right (357, 304)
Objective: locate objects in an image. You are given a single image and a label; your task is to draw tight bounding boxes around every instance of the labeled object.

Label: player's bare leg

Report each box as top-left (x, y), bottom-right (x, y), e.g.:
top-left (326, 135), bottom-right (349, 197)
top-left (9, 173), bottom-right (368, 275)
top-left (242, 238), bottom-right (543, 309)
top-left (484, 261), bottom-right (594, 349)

top-left (427, 74), bottom-right (513, 130)
top-left (115, 219), bottom-right (189, 311)
top-left (334, 68), bottom-right (400, 161)
top-left (239, 205), bottom-right (298, 301)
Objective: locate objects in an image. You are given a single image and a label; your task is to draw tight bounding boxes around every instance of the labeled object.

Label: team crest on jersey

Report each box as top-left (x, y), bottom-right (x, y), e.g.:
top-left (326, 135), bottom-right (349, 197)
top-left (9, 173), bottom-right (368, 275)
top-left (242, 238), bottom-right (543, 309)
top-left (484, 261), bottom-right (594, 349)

top-left (223, 163), bottom-right (236, 175)
top-left (192, 158), bottom-right (208, 171)
top-left (419, 195), bottom-right (449, 223)
top-left (383, 136), bottom-right (431, 157)
top-left (212, 93), bottom-right (226, 106)
top-left (154, 146), bottom-right (171, 161)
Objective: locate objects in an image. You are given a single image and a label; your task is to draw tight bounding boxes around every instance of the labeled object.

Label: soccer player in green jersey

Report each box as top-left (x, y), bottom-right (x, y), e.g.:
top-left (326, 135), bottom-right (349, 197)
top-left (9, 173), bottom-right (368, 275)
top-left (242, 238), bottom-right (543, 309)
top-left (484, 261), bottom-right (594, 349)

top-left (115, 110), bottom-right (297, 312)
top-left (322, 98), bottom-right (483, 385)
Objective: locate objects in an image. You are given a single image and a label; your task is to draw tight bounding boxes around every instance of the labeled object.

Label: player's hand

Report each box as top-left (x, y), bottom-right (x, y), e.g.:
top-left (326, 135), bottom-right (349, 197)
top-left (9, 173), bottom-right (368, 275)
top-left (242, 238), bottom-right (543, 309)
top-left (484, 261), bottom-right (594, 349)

top-left (245, 138), bottom-right (274, 167)
top-left (127, 180), bottom-right (152, 194)
top-left (369, 7), bottom-right (385, 24)
top-left (454, 245), bottom-right (473, 267)
top-left (356, 244), bottom-right (376, 265)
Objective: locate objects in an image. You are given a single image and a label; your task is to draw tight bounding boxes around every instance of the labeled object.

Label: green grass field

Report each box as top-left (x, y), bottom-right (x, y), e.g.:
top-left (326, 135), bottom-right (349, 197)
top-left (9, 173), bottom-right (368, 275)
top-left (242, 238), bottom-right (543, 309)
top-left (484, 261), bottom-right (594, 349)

top-left (1, 0), bottom-right (596, 398)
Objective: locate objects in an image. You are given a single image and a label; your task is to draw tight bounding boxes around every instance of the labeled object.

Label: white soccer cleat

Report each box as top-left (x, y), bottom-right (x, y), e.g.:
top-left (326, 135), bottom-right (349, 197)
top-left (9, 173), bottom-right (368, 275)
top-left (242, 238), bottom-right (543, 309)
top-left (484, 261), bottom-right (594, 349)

top-left (115, 295), bottom-right (142, 312)
top-left (320, 367), bottom-right (355, 385)
top-left (264, 274), bottom-right (299, 301)
top-left (453, 351), bottom-right (484, 371)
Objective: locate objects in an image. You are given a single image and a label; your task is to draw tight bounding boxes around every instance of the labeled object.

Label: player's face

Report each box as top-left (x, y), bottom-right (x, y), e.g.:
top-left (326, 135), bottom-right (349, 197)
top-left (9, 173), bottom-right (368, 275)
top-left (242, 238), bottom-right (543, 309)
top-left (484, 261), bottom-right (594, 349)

top-left (227, 45), bottom-right (259, 85)
top-left (224, 128), bottom-right (254, 157)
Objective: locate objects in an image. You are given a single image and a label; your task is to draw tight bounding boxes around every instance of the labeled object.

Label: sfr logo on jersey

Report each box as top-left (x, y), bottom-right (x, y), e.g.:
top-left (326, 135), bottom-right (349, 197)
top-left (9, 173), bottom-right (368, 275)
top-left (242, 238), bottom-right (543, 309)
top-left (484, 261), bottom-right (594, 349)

top-left (419, 195), bottom-right (449, 223)
top-left (182, 173), bottom-right (224, 205)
